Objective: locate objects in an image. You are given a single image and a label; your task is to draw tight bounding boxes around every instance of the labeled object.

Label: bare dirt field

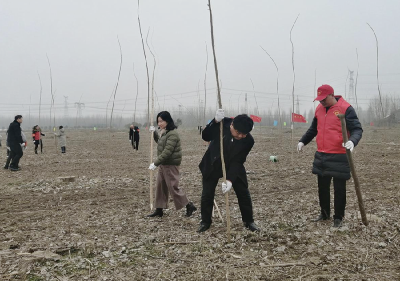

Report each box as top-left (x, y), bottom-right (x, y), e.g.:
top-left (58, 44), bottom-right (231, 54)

top-left (1, 126), bottom-right (399, 280)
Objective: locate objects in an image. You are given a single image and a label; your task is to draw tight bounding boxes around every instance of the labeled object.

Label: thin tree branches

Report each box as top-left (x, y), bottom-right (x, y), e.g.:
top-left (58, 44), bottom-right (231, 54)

top-left (367, 23), bottom-right (384, 120)
top-left (37, 71), bottom-right (42, 125)
top-left (260, 46), bottom-right (281, 129)
top-left (110, 36), bottom-right (123, 128)
top-left (355, 48), bottom-right (360, 112)
top-left (137, 0), bottom-right (150, 125)
top-left (133, 63), bottom-right (139, 123)
top-left (204, 43), bottom-right (208, 125)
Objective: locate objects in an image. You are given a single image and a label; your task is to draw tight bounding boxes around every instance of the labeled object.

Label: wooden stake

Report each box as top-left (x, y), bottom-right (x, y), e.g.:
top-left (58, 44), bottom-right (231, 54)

top-left (207, 0), bottom-right (230, 242)
top-left (337, 114), bottom-right (368, 226)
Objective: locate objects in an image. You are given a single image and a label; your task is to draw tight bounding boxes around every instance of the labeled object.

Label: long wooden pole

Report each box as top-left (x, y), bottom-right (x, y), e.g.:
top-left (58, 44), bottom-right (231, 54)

top-left (147, 29), bottom-right (157, 211)
top-left (207, 0), bottom-right (230, 242)
top-left (337, 114), bottom-right (368, 226)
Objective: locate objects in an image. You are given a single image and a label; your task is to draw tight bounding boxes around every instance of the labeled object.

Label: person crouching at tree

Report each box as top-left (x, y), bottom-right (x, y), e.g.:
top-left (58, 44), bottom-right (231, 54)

top-left (197, 110), bottom-right (260, 233)
top-left (147, 111), bottom-right (197, 218)
top-left (54, 126), bottom-right (66, 153)
top-left (32, 125), bottom-right (45, 154)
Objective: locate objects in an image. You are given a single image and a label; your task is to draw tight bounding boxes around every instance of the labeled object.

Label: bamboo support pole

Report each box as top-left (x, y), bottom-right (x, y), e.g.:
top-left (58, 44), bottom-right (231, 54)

top-left (207, 0), bottom-right (230, 242)
top-left (337, 114), bottom-right (368, 226)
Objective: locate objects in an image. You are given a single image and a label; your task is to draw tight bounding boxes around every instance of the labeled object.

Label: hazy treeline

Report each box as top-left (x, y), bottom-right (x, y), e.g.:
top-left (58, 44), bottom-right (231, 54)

top-left (1, 95), bottom-right (399, 131)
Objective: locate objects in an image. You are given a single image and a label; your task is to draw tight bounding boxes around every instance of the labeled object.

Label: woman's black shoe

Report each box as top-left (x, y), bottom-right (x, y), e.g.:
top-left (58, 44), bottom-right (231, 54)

top-left (185, 202), bottom-right (197, 217)
top-left (147, 208), bottom-right (163, 217)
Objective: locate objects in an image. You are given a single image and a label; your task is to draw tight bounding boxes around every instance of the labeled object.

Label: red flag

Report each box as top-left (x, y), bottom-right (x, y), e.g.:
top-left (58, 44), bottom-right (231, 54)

top-left (250, 114), bottom-right (262, 123)
top-left (292, 113), bottom-right (306, 123)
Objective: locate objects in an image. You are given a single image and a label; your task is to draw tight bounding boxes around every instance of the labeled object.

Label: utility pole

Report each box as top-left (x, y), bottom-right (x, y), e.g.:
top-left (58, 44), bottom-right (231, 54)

top-left (348, 70), bottom-right (355, 105)
top-left (63, 96), bottom-right (69, 124)
top-left (245, 93), bottom-right (248, 114)
top-left (296, 95), bottom-right (300, 114)
top-left (74, 102), bottom-right (85, 128)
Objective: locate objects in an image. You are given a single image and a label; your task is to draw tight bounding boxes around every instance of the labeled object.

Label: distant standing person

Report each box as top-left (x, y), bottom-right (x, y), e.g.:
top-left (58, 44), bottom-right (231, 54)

top-left (147, 111), bottom-right (197, 217)
top-left (133, 126), bottom-right (140, 151)
top-left (32, 125), bottom-right (45, 154)
top-left (6, 115), bottom-right (24, 171)
top-left (55, 126), bottom-right (66, 153)
top-left (129, 125), bottom-right (135, 149)
top-left (298, 84), bottom-right (363, 227)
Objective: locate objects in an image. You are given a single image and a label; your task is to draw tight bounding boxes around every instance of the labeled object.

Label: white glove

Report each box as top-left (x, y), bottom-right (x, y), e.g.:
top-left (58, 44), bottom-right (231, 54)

top-left (215, 109), bottom-right (225, 122)
top-left (129, 139), bottom-right (131, 143)
top-left (297, 142), bottom-right (304, 152)
top-left (148, 163), bottom-right (157, 170)
top-left (21, 143), bottom-right (26, 147)
top-left (343, 140), bottom-right (354, 152)
top-left (221, 180), bottom-right (232, 194)
top-left (149, 126), bottom-right (156, 132)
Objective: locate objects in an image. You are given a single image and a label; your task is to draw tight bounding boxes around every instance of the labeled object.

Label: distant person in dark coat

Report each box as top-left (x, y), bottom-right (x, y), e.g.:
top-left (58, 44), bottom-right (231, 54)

top-left (6, 115), bottom-right (24, 171)
top-left (197, 110), bottom-right (259, 233)
top-left (129, 125), bottom-right (140, 151)
top-left (298, 84), bottom-right (363, 227)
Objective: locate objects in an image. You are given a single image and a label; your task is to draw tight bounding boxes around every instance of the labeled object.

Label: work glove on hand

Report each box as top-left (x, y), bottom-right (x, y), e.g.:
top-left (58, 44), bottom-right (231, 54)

top-left (148, 163), bottom-right (157, 170)
top-left (343, 140), bottom-right (354, 152)
top-left (21, 143), bottom-right (26, 147)
top-left (149, 126), bottom-right (156, 132)
top-left (221, 180), bottom-right (232, 194)
top-left (215, 109), bottom-right (225, 122)
top-left (297, 142), bottom-right (304, 152)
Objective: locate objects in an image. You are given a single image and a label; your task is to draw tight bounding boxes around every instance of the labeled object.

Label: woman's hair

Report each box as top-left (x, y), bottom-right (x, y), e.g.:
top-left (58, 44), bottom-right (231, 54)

top-left (59, 126), bottom-right (63, 130)
top-left (156, 111), bottom-right (177, 130)
top-left (32, 125), bottom-right (38, 130)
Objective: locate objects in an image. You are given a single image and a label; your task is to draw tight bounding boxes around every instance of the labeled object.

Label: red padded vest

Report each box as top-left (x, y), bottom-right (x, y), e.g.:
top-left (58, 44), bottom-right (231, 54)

top-left (315, 96), bottom-right (350, 154)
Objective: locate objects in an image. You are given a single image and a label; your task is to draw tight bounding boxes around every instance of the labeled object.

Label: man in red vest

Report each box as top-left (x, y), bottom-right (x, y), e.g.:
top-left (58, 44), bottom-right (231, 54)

top-left (297, 85), bottom-right (363, 227)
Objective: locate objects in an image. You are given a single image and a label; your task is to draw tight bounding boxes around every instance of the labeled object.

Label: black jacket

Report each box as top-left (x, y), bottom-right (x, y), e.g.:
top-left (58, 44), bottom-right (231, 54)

top-left (7, 120), bottom-right (22, 145)
top-left (199, 117), bottom-right (254, 184)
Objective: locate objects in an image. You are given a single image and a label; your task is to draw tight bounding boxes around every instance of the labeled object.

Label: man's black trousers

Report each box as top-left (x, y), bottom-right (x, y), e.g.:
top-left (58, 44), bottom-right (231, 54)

top-left (201, 174), bottom-right (254, 225)
top-left (9, 143), bottom-right (23, 168)
top-left (317, 175), bottom-right (346, 220)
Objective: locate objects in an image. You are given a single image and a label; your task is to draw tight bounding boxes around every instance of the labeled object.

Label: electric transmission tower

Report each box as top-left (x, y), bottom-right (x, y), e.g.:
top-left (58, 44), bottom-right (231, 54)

top-left (74, 102), bottom-right (85, 128)
top-left (63, 96), bottom-right (69, 120)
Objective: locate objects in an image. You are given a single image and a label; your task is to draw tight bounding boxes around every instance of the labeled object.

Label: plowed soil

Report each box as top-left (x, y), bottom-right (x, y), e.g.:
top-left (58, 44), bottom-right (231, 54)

top-left (1, 126), bottom-right (399, 280)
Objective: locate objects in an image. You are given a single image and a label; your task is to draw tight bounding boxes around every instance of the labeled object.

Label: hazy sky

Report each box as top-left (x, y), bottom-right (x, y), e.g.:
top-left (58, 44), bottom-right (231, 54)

top-left (1, 0), bottom-right (399, 120)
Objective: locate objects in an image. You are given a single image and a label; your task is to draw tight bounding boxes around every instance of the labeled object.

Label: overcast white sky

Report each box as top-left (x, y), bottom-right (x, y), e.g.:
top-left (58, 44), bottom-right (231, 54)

top-left (1, 0), bottom-right (399, 120)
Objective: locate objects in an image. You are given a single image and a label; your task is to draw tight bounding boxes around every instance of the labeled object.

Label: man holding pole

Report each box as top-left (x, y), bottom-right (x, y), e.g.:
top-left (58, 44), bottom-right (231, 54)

top-left (297, 84), bottom-right (363, 227)
top-left (197, 109), bottom-right (259, 233)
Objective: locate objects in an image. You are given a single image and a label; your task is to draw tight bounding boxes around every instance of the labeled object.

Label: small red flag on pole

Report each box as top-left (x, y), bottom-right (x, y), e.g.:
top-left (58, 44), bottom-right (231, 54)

top-left (250, 114), bottom-right (262, 123)
top-left (292, 113), bottom-right (306, 123)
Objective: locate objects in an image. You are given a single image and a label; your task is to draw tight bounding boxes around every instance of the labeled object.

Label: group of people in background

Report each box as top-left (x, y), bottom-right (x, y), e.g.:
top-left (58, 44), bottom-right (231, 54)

top-left (144, 84), bottom-right (363, 232)
top-left (2, 116), bottom-right (67, 171)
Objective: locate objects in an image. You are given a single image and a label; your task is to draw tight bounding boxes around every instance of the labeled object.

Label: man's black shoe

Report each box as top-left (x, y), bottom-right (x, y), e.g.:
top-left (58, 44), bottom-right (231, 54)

top-left (197, 223), bottom-right (210, 233)
top-left (185, 202), bottom-right (197, 217)
top-left (3, 166), bottom-right (8, 169)
top-left (10, 167), bottom-right (20, 171)
top-left (147, 208), bottom-right (163, 217)
top-left (333, 219), bottom-right (342, 227)
top-left (312, 214), bottom-right (330, 222)
top-left (244, 222), bottom-right (260, 232)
